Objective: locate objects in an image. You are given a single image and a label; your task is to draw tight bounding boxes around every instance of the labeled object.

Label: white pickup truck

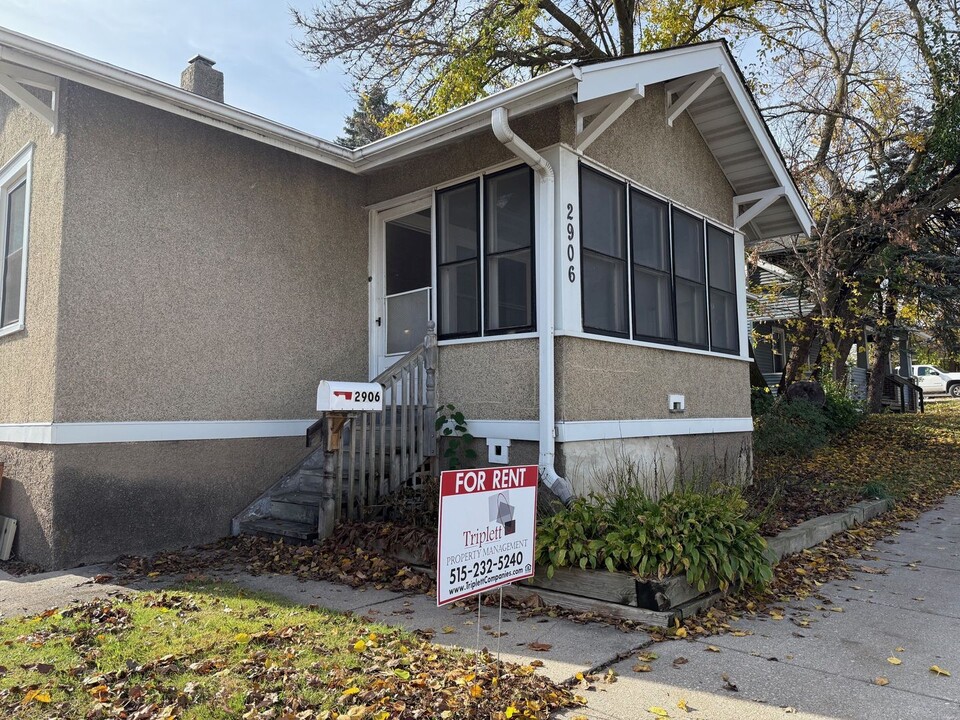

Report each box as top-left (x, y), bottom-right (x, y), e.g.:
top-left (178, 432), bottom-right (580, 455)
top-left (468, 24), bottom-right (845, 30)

top-left (901, 364), bottom-right (960, 397)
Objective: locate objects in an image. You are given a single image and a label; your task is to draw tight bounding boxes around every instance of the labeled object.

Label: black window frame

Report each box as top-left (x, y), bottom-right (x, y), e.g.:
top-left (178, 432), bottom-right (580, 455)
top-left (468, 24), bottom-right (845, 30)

top-left (578, 163), bottom-right (630, 339)
top-left (483, 165), bottom-right (537, 336)
top-left (629, 187), bottom-right (676, 344)
top-left (577, 161), bottom-right (742, 356)
top-left (706, 222), bottom-right (740, 355)
top-left (436, 178), bottom-right (482, 341)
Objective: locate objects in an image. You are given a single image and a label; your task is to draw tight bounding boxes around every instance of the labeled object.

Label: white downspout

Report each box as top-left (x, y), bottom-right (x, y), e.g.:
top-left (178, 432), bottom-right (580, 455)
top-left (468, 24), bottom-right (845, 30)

top-left (491, 107), bottom-right (575, 505)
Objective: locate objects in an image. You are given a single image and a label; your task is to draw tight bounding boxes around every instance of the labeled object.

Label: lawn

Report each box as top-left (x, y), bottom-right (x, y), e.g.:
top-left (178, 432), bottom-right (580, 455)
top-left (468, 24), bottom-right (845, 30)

top-left (0, 582), bottom-right (580, 719)
top-left (749, 401), bottom-right (960, 535)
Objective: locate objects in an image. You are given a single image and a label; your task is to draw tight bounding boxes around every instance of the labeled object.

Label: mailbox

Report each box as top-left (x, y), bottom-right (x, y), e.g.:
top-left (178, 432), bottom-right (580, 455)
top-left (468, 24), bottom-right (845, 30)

top-left (316, 381), bottom-right (384, 412)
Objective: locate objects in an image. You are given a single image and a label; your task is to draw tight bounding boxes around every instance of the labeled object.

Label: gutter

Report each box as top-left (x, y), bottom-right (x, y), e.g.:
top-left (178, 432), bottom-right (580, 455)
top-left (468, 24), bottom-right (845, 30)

top-left (491, 107), bottom-right (575, 505)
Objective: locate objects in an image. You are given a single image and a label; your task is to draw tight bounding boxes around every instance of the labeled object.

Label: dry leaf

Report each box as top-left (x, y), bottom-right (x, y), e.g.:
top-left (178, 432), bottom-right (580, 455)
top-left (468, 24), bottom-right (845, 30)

top-left (887, 657), bottom-right (902, 665)
top-left (648, 707), bottom-right (670, 717)
top-left (930, 665), bottom-right (951, 677)
top-left (528, 642), bottom-right (552, 652)
top-left (705, 646), bottom-right (721, 653)
top-left (633, 663), bottom-right (652, 673)
top-left (874, 677), bottom-right (889, 686)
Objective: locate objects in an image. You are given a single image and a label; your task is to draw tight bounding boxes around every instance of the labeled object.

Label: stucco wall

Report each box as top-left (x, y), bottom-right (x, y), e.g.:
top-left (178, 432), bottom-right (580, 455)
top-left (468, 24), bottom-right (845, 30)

top-left (556, 336), bottom-right (750, 421)
top-left (437, 339), bottom-right (539, 420)
top-left (52, 82), bottom-right (368, 423)
top-left (365, 105), bottom-right (571, 206)
top-left (7, 437), bottom-right (306, 568)
top-left (0, 93), bottom-right (67, 423)
top-left (558, 431), bottom-right (751, 496)
top-left (0, 443), bottom-right (57, 566)
top-left (584, 84), bottom-right (734, 225)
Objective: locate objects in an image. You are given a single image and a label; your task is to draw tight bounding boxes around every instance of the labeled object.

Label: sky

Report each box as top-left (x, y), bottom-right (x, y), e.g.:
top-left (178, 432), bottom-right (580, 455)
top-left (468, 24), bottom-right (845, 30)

top-left (0, 0), bottom-right (356, 139)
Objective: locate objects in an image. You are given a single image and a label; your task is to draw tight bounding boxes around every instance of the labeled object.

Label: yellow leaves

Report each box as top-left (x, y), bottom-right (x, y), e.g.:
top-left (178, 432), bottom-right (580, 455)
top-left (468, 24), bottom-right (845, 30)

top-left (22, 689), bottom-right (51, 705)
top-left (930, 665), bottom-right (951, 677)
top-left (674, 626), bottom-right (687, 639)
top-left (505, 705), bottom-right (518, 718)
top-left (649, 706), bottom-right (671, 717)
top-left (441, 626), bottom-right (456, 634)
top-left (373, 712), bottom-right (391, 720)
top-left (469, 683), bottom-right (483, 698)
top-left (234, 633), bottom-right (251, 643)
top-left (874, 677), bottom-right (889, 686)
top-left (677, 698), bottom-right (690, 712)
top-left (353, 639), bottom-right (367, 653)
top-left (342, 687), bottom-right (361, 696)
top-left (887, 657), bottom-right (902, 665)
top-left (705, 646), bottom-right (721, 653)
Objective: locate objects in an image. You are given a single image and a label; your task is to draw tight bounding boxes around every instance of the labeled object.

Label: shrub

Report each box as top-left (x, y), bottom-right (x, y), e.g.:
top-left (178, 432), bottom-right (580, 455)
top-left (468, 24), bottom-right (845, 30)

top-left (753, 399), bottom-right (830, 457)
top-left (751, 385), bottom-right (775, 417)
top-left (821, 377), bottom-right (864, 435)
top-left (535, 488), bottom-right (773, 592)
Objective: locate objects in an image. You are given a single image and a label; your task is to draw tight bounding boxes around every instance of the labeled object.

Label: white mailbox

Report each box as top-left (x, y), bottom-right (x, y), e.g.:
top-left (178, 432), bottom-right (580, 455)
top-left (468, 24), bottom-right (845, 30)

top-left (317, 381), bottom-right (384, 412)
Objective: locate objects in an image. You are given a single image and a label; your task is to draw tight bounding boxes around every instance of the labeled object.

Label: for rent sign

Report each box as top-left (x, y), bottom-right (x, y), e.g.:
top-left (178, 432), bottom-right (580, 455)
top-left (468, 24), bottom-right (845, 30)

top-left (436, 465), bottom-right (538, 606)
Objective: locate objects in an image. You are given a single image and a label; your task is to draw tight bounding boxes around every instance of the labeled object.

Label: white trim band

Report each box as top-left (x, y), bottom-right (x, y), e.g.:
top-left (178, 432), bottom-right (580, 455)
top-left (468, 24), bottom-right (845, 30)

top-left (556, 418), bottom-right (753, 442)
top-left (0, 419), bottom-right (316, 445)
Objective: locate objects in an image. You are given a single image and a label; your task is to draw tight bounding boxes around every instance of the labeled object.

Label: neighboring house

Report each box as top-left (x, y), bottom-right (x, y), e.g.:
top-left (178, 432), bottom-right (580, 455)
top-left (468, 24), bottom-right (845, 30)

top-left (748, 258), bottom-right (919, 409)
top-left (0, 28), bottom-right (812, 568)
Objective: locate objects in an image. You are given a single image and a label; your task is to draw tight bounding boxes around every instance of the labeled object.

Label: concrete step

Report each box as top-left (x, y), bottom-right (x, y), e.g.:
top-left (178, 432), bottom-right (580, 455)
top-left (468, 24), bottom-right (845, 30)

top-left (270, 490), bottom-right (325, 524)
top-left (239, 517), bottom-right (317, 543)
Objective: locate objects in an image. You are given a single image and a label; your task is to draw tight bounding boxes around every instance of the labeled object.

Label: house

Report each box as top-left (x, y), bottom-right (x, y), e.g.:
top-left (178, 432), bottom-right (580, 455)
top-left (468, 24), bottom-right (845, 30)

top-left (748, 255), bottom-right (919, 409)
top-left (0, 28), bottom-right (812, 568)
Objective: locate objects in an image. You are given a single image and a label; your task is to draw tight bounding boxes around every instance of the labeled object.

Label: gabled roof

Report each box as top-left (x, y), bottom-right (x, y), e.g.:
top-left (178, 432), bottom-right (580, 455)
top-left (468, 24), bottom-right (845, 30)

top-left (0, 27), bottom-right (812, 240)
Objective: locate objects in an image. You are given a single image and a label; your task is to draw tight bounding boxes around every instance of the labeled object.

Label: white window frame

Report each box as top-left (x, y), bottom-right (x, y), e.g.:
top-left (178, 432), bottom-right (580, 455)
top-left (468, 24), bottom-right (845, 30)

top-left (0, 143), bottom-right (33, 339)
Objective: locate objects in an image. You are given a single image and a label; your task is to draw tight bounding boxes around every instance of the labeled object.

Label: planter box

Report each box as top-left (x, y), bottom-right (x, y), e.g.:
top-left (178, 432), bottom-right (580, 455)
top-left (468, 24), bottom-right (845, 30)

top-left (522, 566), bottom-right (638, 606)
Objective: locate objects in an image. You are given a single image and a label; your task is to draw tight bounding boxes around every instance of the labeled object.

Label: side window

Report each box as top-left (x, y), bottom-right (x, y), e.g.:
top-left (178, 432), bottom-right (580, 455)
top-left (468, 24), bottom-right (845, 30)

top-left (0, 146), bottom-right (31, 335)
top-left (631, 189), bottom-right (673, 342)
top-left (580, 165), bottom-right (628, 336)
top-left (707, 224), bottom-right (739, 354)
top-left (672, 209), bottom-right (708, 348)
top-left (437, 180), bottom-right (480, 338)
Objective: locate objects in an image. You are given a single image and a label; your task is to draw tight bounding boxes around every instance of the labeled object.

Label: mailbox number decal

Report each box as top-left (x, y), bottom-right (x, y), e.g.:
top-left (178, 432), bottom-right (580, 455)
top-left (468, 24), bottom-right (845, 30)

top-left (333, 390), bottom-right (382, 403)
top-left (566, 203), bottom-right (576, 283)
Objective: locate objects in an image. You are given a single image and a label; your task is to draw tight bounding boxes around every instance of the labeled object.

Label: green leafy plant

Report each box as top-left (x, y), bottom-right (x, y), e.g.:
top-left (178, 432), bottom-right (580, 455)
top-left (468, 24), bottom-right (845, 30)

top-left (751, 385), bottom-right (775, 417)
top-left (435, 403), bottom-right (477, 470)
top-left (821, 377), bottom-right (864, 435)
top-left (753, 398), bottom-right (830, 457)
top-left (535, 487), bottom-right (773, 592)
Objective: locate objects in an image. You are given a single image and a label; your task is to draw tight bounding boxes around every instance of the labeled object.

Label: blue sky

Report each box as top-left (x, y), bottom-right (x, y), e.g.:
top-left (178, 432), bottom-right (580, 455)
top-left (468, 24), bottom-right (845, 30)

top-left (0, 0), bottom-right (356, 139)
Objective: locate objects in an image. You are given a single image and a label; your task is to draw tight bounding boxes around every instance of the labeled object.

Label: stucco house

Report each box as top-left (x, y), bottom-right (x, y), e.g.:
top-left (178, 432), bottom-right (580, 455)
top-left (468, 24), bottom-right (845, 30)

top-left (0, 28), bottom-right (812, 567)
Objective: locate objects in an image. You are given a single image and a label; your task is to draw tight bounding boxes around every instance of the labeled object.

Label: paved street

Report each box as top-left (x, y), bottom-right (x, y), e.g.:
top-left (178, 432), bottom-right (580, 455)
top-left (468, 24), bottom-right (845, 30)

top-left (2, 497), bottom-right (959, 719)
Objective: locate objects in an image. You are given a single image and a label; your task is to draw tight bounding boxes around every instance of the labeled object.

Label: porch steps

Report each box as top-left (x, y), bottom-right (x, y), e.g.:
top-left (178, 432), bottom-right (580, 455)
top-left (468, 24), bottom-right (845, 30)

top-left (240, 517), bottom-right (317, 543)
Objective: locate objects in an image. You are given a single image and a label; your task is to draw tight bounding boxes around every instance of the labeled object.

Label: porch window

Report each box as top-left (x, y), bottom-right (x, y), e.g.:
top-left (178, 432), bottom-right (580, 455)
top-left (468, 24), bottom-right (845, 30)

top-left (631, 189), bottom-right (673, 342)
top-left (580, 165), bottom-right (628, 336)
top-left (673, 209), bottom-right (707, 348)
top-left (578, 161), bottom-right (740, 355)
top-left (0, 146), bottom-right (31, 335)
top-left (437, 180), bottom-right (480, 338)
top-left (436, 165), bottom-right (535, 340)
top-left (485, 166), bottom-right (534, 333)
top-left (708, 224), bottom-right (739, 353)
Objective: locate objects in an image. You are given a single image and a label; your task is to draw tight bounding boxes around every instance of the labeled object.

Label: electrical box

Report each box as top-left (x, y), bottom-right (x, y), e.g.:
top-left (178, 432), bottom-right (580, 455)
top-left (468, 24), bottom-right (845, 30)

top-left (317, 381), bottom-right (384, 412)
top-left (668, 394), bottom-right (685, 413)
top-left (486, 438), bottom-right (511, 464)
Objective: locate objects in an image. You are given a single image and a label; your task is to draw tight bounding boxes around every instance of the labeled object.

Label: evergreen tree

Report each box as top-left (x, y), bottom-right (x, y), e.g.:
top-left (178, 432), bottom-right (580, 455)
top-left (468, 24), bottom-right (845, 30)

top-left (336, 85), bottom-right (395, 148)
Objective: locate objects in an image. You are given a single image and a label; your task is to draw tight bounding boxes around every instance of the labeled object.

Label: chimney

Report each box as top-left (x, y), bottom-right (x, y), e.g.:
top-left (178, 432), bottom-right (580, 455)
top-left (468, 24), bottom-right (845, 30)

top-left (180, 55), bottom-right (223, 102)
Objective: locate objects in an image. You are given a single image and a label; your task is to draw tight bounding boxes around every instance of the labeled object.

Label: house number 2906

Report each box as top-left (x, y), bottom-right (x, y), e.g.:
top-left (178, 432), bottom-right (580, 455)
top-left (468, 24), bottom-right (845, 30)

top-left (566, 203), bottom-right (576, 283)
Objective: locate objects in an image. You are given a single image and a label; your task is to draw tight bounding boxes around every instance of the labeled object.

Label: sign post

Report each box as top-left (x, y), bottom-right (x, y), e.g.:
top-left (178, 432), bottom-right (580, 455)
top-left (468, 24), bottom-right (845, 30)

top-left (436, 465), bottom-right (538, 606)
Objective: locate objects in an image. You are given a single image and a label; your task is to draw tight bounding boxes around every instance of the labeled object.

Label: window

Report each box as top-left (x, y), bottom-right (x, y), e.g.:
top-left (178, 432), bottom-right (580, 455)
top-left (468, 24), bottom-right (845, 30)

top-left (436, 166), bottom-right (535, 339)
top-left (578, 162), bottom-right (741, 355)
top-left (771, 327), bottom-right (786, 373)
top-left (631, 190), bottom-right (673, 342)
top-left (485, 167), bottom-right (534, 333)
top-left (0, 146), bottom-right (31, 335)
top-left (580, 166), bottom-right (628, 336)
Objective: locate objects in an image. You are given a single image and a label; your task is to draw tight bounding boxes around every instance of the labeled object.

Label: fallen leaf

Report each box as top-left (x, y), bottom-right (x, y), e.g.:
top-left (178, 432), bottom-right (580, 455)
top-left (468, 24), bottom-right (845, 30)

top-left (442, 626), bottom-right (456, 634)
top-left (721, 673), bottom-right (739, 692)
top-left (672, 657), bottom-right (688, 667)
top-left (528, 642), bottom-right (552, 652)
top-left (930, 665), bottom-right (951, 677)
top-left (469, 684), bottom-right (483, 698)
top-left (874, 677), bottom-right (889, 686)
top-left (632, 663), bottom-right (652, 673)
top-left (648, 707), bottom-right (670, 717)
top-left (234, 633), bottom-right (251, 643)
top-left (705, 646), bottom-right (721, 653)
top-left (677, 698), bottom-right (690, 712)
top-left (887, 657), bottom-right (902, 665)
top-left (353, 639), bottom-right (367, 652)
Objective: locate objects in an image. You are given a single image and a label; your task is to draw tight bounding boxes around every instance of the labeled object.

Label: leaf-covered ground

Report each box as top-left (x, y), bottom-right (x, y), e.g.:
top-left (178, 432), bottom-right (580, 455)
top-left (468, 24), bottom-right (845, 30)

top-left (0, 583), bottom-right (582, 719)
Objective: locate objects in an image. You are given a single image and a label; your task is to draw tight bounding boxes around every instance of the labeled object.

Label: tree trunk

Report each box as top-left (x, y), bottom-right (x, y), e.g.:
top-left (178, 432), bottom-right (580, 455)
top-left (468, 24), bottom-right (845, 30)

top-left (832, 334), bottom-right (857, 386)
top-left (778, 316), bottom-right (819, 394)
top-left (867, 298), bottom-right (898, 413)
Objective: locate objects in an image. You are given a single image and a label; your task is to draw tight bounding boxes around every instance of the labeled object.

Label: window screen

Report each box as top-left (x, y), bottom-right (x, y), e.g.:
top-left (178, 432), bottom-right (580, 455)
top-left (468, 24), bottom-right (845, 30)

top-left (708, 224), bottom-right (739, 353)
top-left (672, 209), bottom-right (707, 348)
top-left (437, 180), bottom-right (480, 337)
top-left (485, 167), bottom-right (534, 332)
top-left (580, 166), bottom-right (628, 336)
top-left (631, 189), bottom-right (673, 341)
top-left (1, 180), bottom-right (26, 328)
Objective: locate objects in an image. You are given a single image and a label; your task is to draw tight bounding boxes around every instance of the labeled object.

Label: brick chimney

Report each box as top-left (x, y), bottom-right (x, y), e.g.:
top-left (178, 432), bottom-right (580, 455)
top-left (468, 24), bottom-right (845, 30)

top-left (180, 55), bottom-right (223, 102)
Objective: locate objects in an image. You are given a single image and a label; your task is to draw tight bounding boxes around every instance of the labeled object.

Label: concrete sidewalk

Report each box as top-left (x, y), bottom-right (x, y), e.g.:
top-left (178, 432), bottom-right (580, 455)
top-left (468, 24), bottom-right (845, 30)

top-left (2, 496), bottom-right (958, 719)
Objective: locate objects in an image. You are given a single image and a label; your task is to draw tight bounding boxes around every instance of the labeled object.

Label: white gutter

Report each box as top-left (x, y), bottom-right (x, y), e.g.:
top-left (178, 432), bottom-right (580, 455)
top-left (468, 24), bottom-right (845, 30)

top-left (491, 107), bottom-right (575, 505)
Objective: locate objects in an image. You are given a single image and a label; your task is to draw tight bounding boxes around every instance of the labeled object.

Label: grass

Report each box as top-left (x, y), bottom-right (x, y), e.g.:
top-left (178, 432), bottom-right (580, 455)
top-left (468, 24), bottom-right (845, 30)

top-left (0, 582), bottom-right (579, 719)
top-left (748, 402), bottom-right (960, 535)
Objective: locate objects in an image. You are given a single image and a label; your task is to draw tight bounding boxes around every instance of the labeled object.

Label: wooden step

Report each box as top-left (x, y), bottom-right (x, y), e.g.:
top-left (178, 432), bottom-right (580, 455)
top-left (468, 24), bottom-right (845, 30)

top-left (239, 517), bottom-right (317, 543)
top-left (270, 490), bottom-right (325, 524)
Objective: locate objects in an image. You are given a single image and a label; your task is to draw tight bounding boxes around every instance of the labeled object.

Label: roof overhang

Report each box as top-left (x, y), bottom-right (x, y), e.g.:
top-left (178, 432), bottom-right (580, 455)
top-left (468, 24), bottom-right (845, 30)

top-left (0, 28), bottom-right (812, 240)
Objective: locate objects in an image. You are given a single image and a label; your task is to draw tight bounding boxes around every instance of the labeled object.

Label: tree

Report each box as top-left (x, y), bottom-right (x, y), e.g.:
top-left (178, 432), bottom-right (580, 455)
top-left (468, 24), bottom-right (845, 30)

top-left (336, 85), bottom-right (395, 149)
top-left (753, 0), bottom-right (960, 409)
top-left (293, 0), bottom-right (760, 127)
